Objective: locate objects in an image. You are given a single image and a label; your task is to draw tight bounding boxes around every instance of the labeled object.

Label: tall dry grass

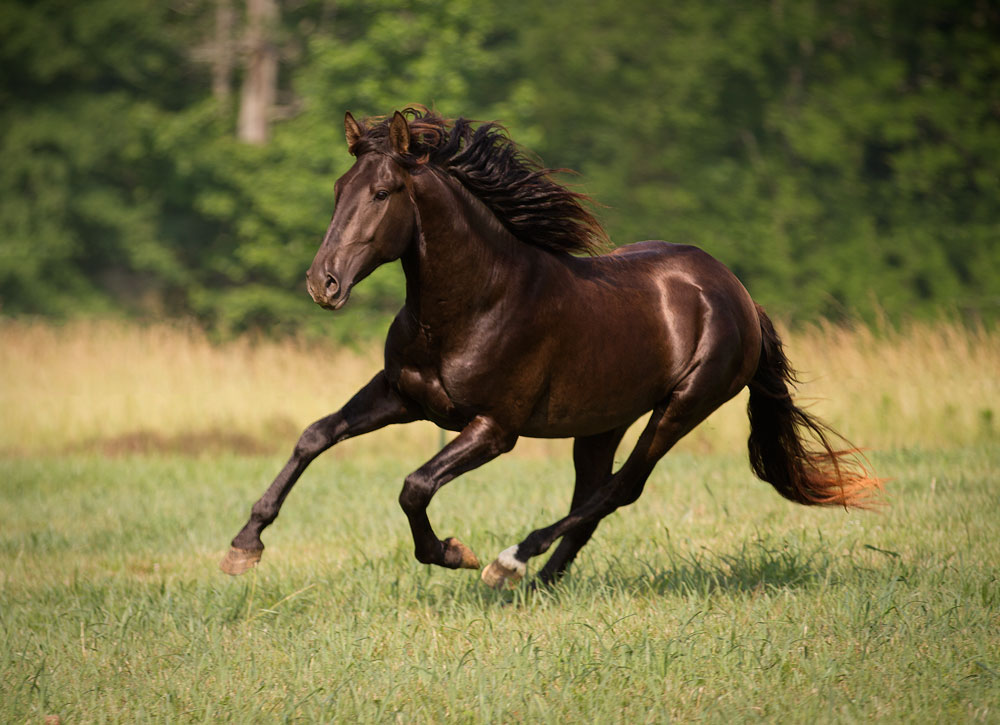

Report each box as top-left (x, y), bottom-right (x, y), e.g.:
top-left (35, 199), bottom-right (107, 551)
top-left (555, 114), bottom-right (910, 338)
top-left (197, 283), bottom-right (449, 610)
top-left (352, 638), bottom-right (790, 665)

top-left (0, 320), bottom-right (441, 459)
top-left (1, 318), bottom-right (996, 459)
top-left (680, 318), bottom-right (999, 456)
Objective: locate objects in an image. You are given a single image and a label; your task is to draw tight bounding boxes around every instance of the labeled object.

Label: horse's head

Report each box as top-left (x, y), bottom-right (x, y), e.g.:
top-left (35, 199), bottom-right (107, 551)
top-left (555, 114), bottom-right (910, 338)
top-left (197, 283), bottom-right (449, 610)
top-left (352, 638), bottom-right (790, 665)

top-left (306, 111), bottom-right (417, 311)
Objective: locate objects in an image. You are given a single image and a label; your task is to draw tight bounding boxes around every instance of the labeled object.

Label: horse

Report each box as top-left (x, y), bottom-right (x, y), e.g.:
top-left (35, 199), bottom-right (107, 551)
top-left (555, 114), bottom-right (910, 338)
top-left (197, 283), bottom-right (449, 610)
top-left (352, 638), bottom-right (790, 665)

top-left (220, 107), bottom-right (881, 589)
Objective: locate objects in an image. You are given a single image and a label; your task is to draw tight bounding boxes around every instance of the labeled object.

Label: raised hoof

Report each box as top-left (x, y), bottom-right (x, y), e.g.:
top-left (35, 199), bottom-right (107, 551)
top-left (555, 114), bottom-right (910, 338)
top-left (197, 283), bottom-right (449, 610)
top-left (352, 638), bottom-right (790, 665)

top-left (219, 546), bottom-right (263, 576)
top-left (444, 537), bottom-right (481, 570)
top-left (481, 547), bottom-right (526, 589)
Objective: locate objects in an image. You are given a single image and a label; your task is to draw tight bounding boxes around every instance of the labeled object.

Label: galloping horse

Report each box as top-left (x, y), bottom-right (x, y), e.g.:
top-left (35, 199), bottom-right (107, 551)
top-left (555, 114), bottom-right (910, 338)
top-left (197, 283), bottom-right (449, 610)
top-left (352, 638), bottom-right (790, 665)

top-left (221, 108), bottom-right (880, 588)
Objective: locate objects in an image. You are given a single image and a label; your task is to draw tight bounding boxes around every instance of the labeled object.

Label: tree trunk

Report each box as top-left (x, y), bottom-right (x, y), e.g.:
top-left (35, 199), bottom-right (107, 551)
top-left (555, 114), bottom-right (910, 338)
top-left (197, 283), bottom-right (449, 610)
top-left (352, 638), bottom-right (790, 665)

top-left (237, 0), bottom-right (278, 145)
top-left (211, 0), bottom-right (235, 105)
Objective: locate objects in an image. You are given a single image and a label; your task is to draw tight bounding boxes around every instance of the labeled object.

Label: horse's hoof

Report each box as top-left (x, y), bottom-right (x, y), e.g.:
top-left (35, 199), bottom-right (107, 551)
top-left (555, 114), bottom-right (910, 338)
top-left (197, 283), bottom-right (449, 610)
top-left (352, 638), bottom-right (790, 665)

top-left (219, 546), bottom-right (263, 576)
top-left (444, 537), bottom-right (481, 569)
top-left (481, 546), bottom-right (526, 589)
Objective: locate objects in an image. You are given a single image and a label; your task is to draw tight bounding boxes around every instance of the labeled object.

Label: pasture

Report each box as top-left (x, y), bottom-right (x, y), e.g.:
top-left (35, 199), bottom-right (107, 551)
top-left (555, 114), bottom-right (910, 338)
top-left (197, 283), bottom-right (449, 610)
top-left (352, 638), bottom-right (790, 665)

top-left (2, 320), bottom-right (999, 722)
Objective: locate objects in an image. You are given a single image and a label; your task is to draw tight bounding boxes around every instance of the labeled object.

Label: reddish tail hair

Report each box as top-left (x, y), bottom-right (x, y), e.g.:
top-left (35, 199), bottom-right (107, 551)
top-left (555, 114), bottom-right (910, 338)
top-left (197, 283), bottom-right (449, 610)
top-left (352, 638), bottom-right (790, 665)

top-left (747, 305), bottom-right (883, 508)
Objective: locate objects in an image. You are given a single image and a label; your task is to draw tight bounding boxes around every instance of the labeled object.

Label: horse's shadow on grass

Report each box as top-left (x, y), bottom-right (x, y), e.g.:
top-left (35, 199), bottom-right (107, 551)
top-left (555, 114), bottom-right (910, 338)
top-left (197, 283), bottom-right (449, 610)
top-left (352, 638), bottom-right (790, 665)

top-left (599, 541), bottom-right (832, 598)
top-left (442, 536), bottom-right (844, 606)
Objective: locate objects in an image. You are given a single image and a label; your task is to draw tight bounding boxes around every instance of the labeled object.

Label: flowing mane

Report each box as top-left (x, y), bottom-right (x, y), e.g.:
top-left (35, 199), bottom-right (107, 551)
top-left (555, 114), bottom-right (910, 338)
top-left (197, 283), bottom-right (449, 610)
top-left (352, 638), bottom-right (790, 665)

top-left (349, 107), bottom-right (608, 255)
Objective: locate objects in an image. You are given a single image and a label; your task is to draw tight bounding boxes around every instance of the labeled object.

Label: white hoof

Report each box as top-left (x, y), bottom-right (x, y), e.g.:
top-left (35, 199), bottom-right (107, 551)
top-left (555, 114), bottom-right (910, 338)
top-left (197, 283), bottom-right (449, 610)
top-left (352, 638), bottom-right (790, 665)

top-left (480, 546), bottom-right (526, 589)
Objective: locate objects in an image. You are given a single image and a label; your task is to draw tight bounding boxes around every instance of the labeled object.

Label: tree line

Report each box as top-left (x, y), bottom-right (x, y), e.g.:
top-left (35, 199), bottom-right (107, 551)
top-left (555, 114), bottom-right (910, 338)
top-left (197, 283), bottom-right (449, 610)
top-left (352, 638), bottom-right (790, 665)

top-left (2, 0), bottom-right (998, 338)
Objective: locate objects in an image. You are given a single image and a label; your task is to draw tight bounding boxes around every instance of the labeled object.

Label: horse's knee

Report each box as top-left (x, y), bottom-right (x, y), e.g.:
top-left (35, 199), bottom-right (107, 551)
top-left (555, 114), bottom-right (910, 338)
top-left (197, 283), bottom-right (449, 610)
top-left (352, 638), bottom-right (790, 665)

top-left (398, 470), bottom-right (434, 514)
top-left (293, 418), bottom-right (337, 458)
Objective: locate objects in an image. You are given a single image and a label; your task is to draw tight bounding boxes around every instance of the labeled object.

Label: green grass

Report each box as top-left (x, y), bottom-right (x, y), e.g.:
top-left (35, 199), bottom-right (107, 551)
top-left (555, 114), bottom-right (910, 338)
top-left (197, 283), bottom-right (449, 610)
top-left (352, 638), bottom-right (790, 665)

top-left (2, 445), bottom-right (998, 722)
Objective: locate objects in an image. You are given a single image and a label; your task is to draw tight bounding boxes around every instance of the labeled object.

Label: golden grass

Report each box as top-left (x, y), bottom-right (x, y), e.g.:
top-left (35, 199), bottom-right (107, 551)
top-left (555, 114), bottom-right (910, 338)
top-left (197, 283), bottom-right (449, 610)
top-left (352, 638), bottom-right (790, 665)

top-left (1, 318), bottom-right (996, 459)
top-left (679, 318), bottom-right (999, 454)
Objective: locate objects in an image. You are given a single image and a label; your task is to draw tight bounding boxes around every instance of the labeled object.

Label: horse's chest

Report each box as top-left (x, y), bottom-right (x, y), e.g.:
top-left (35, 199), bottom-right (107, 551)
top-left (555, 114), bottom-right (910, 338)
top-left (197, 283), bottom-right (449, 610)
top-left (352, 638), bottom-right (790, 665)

top-left (385, 311), bottom-right (489, 428)
top-left (396, 365), bottom-right (462, 425)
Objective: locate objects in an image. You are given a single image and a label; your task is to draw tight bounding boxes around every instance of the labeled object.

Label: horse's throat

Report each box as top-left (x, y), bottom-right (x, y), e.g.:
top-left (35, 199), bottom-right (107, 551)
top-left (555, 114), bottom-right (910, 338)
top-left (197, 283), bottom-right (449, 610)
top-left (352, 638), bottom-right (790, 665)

top-left (406, 175), bottom-right (526, 322)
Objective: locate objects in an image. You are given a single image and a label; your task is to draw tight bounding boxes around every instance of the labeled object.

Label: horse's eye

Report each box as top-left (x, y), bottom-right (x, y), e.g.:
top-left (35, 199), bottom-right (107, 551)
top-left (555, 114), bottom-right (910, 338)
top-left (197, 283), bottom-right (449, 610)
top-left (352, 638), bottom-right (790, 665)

top-left (374, 190), bottom-right (389, 201)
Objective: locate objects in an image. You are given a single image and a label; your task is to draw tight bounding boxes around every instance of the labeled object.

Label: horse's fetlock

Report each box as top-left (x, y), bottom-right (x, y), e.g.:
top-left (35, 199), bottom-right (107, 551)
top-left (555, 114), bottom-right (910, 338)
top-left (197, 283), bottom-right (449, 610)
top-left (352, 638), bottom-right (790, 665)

top-left (519, 532), bottom-right (550, 559)
top-left (413, 544), bottom-right (440, 565)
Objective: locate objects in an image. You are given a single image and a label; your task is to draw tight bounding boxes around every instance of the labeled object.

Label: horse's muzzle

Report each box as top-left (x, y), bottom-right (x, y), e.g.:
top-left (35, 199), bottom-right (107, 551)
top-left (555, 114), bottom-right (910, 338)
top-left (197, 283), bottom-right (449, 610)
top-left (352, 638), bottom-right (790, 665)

top-left (306, 271), bottom-right (349, 310)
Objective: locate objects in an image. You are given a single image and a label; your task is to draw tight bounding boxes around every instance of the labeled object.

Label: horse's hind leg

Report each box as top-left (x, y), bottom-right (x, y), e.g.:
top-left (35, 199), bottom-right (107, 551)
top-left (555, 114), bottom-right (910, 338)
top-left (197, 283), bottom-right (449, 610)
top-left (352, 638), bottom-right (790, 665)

top-left (534, 427), bottom-right (628, 586)
top-left (483, 375), bottom-right (734, 588)
top-left (220, 371), bottom-right (418, 575)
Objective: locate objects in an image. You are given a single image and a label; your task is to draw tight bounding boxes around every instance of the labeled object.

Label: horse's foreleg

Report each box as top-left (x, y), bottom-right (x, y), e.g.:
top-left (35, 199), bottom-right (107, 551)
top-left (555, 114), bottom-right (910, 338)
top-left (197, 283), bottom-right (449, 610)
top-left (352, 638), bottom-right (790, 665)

top-left (398, 415), bottom-right (516, 570)
top-left (220, 371), bottom-right (418, 575)
top-left (533, 426), bottom-right (628, 586)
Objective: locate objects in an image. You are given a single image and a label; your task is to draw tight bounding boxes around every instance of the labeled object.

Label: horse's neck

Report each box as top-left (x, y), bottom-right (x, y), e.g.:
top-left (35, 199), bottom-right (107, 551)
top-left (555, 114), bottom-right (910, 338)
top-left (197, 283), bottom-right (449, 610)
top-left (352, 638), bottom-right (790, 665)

top-left (403, 170), bottom-right (538, 322)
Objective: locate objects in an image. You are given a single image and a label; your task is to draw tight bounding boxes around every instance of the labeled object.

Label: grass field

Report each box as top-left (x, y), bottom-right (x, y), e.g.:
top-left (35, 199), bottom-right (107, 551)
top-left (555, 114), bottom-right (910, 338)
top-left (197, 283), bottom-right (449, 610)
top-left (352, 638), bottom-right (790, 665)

top-left (2, 320), bottom-right (999, 722)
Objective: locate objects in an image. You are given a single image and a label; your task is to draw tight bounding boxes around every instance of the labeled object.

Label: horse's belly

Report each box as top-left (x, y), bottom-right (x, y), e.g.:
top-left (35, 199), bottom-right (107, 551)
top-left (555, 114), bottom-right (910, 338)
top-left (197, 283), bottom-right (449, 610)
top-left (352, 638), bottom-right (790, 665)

top-left (520, 355), bottom-right (674, 438)
top-left (519, 408), bottom-right (647, 439)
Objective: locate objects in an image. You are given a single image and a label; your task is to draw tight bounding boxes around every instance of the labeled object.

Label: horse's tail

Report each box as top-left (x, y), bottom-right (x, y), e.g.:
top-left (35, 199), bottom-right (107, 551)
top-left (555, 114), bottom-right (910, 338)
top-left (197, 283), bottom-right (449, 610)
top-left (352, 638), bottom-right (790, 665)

top-left (746, 304), bottom-right (882, 508)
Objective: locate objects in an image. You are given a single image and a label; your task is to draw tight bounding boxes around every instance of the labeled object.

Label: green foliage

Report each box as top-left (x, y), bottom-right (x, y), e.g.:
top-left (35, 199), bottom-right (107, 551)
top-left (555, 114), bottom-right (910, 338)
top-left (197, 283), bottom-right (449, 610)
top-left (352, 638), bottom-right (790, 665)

top-left (0, 0), bottom-right (198, 315)
top-left (1, 0), bottom-right (998, 334)
top-left (519, 0), bottom-right (1000, 322)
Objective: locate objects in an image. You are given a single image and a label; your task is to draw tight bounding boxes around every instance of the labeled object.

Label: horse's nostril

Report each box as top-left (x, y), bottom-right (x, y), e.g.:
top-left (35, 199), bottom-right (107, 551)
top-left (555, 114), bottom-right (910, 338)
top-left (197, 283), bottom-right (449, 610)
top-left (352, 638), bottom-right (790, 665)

top-left (325, 274), bottom-right (340, 295)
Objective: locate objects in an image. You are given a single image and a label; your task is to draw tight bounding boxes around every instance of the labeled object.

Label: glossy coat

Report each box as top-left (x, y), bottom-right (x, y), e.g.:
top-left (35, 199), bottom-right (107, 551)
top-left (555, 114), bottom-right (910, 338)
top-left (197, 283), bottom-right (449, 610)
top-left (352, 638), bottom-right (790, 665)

top-left (222, 109), bottom-right (880, 585)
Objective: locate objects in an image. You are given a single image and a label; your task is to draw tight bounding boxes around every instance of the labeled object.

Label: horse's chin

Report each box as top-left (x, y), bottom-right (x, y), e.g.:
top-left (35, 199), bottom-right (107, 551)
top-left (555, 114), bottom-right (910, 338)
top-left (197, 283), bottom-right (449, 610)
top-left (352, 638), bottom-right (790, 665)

top-left (331, 291), bottom-right (351, 310)
top-left (315, 289), bottom-right (351, 312)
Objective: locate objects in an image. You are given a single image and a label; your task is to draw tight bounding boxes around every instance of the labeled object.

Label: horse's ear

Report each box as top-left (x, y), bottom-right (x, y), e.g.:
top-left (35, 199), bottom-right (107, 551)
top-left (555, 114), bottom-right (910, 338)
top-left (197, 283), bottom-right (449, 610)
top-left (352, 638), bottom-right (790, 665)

top-left (389, 110), bottom-right (410, 155)
top-left (345, 112), bottom-right (364, 150)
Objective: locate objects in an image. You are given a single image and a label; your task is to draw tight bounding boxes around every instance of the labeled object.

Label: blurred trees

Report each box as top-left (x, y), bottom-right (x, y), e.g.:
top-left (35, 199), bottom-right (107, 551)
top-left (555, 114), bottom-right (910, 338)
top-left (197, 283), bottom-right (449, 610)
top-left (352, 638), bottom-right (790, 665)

top-left (518, 0), bottom-right (1000, 321)
top-left (1, 0), bottom-right (997, 336)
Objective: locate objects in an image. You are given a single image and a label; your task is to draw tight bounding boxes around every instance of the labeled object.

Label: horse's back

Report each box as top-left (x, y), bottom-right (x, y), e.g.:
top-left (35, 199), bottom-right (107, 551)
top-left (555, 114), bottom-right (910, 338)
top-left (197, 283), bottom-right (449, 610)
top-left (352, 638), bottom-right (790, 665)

top-left (519, 241), bottom-right (762, 436)
top-left (594, 240), bottom-right (757, 325)
top-left (607, 240), bottom-right (740, 284)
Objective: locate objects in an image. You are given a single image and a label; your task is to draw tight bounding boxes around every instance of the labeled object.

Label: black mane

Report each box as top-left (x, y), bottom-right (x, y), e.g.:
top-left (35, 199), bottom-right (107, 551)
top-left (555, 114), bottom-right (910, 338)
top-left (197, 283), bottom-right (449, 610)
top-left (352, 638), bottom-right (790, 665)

top-left (350, 107), bottom-right (608, 255)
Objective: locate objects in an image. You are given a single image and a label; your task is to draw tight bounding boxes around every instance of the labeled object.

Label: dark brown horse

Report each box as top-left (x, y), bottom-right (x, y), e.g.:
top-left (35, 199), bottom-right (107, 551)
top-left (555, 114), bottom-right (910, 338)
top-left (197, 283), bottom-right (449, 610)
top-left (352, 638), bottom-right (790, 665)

top-left (221, 108), bottom-right (880, 588)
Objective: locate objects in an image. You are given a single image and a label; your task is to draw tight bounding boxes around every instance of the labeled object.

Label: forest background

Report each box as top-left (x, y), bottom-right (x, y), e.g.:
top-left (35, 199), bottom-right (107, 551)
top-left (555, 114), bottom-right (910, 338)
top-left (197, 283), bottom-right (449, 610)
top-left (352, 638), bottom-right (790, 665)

top-left (2, 0), bottom-right (998, 339)
top-left (3, 6), bottom-right (1000, 720)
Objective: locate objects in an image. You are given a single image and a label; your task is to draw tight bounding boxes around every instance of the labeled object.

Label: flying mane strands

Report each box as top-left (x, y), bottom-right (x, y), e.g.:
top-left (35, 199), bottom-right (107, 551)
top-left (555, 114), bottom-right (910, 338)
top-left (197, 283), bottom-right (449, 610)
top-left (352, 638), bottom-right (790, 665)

top-left (348, 107), bottom-right (609, 256)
